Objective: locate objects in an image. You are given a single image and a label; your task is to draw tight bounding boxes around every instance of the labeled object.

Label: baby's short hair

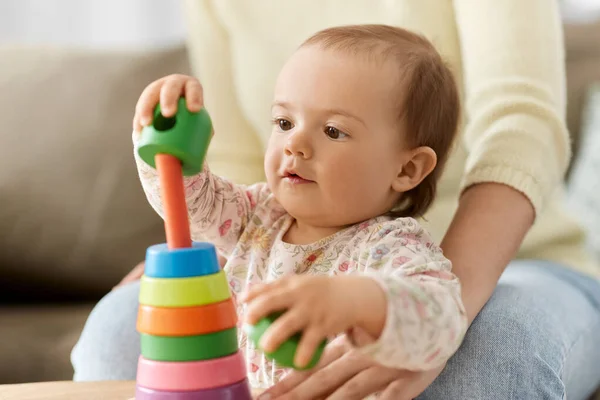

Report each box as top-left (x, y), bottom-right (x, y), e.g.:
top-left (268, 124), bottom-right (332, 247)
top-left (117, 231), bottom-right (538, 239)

top-left (302, 25), bottom-right (460, 218)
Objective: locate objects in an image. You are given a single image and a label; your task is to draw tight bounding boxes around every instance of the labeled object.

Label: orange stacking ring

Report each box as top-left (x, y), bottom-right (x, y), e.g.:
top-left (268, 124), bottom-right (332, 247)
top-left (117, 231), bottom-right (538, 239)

top-left (137, 298), bottom-right (237, 336)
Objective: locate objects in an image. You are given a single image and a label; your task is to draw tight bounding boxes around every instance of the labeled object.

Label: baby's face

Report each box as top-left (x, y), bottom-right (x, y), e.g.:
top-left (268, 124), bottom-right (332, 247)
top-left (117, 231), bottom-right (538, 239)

top-left (265, 45), bottom-right (408, 229)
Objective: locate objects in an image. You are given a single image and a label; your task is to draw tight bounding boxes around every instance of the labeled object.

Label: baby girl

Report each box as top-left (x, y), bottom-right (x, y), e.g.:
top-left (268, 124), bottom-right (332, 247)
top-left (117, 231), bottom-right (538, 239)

top-left (132, 24), bottom-right (468, 390)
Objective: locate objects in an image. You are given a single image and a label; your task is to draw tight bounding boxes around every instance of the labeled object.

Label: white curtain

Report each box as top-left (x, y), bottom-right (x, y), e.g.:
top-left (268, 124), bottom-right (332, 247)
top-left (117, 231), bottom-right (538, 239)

top-left (1, 0), bottom-right (597, 48)
top-left (561, 0), bottom-right (600, 23)
top-left (0, 0), bottom-right (186, 49)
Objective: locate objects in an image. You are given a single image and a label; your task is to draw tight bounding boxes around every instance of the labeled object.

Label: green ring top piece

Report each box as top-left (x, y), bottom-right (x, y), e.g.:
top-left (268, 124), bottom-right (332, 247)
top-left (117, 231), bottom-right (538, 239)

top-left (245, 313), bottom-right (326, 370)
top-left (137, 97), bottom-right (212, 176)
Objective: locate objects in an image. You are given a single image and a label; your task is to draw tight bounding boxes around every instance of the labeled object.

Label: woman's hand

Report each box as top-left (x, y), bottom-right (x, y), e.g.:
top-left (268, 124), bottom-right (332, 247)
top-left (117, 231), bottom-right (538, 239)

top-left (260, 331), bottom-right (445, 400)
top-left (133, 74), bottom-right (204, 133)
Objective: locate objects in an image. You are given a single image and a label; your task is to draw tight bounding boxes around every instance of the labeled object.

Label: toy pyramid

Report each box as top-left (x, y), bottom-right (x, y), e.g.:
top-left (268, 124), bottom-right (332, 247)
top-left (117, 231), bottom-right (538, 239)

top-left (134, 98), bottom-right (252, 399)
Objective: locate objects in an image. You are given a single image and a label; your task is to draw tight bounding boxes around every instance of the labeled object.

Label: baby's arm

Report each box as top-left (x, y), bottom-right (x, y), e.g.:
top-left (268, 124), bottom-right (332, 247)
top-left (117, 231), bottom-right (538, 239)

top-left (351, 219), bottom-right (468, 371)
top-left (132, 75), bottom-right (272, 256)
top-left (242, 219), bottom-right (467, 371)
top-left (133, 131), bottom-right (269, 256)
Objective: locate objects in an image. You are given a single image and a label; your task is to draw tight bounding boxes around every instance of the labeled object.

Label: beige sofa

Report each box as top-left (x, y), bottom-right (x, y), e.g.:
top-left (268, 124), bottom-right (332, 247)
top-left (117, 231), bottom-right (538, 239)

top-left (0, 45), bottom-right (189, 383)
top-left (0, 19), bottom-right (598, 397)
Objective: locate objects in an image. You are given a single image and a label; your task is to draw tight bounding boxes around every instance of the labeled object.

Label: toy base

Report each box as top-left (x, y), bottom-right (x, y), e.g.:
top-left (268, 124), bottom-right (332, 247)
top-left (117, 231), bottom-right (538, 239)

top-left (135, 379), bottom-right (252, 400)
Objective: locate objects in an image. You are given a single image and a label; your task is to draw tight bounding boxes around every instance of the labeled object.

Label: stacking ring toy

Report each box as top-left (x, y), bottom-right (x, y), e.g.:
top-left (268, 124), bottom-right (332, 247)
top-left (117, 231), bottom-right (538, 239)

top-left (139, 271), bottom-right (230, 307)
top-left (136, 299), bottom-right (237, 336)
top-left (143, 242), bottom-right (221, 278)
top-left (137, 97), bottom-right (212, 176)
top-left (135, 379), bottom-right (252, 400)
top-left (140, 328), bottom-right (238, 361)
top-left (136, 351), bottom-right (247, 391)
top-left (245, 313), bottom-right (327, 370)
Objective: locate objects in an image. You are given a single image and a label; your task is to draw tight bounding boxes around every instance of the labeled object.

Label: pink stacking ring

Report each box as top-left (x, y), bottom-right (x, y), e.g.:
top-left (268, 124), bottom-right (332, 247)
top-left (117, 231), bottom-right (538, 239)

top-left (135, 379), bottom-right (253, 400)
top-left (136, 351), bottom-right (247, 391)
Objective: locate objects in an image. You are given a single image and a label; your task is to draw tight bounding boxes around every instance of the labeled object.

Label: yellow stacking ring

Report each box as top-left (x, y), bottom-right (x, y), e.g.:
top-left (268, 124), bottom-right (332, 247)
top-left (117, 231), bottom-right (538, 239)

top-left (139, 270), bottom-right (230, 307)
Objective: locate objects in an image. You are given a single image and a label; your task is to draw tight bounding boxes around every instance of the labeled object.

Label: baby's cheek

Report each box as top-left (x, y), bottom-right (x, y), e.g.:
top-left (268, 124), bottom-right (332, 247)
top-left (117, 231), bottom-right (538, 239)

top-left (264, 153), bottom-right (280, 189)
top-left (264, 136), bottom-right (283, 167)
top-left (326, 169), bottom-right (374, 213)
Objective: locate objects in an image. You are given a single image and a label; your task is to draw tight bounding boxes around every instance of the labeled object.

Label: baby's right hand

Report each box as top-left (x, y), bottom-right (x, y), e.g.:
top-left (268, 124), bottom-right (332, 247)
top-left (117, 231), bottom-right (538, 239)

top-left (133, 74), bottom-right (204, 133)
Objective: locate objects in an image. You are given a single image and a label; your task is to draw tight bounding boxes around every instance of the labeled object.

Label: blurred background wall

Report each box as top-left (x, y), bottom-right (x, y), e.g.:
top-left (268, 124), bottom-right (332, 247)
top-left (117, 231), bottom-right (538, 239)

top-left (0, 0), bottom-right (598, 48)
top-left (0, 0), bottom-right (186, 49)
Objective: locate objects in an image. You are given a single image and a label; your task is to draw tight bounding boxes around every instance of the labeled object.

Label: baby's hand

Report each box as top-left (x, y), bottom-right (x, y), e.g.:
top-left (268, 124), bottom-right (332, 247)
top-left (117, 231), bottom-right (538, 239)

top-left (241, 275), bottom-right (386, 368)
top-left (133, 74), bottom-right (204, 133)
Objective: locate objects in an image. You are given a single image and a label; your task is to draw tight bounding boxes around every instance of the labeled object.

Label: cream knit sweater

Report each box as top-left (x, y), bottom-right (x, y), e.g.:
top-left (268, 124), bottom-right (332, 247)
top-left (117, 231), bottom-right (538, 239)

top-left (181, 0), bottom-right (599, 278)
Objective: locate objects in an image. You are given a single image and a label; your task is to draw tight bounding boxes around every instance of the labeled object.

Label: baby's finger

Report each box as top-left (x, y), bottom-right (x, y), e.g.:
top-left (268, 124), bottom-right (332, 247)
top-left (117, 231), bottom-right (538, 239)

top-left (240, 282), bottom-right (271, 303)
top-left (244, 287), bottom-right (291, 325)
top-left (294, 327), bottom-right (326, 369)
top-left (184, 79), bottom-right (203, 112)
top-left (133, 114), bottom-right (142, 133)
top-left (159, 75), bottom-right (186, 117)
top-left (259, 310), bottom-right (306, 353)
top-left (136, 78), bottom-right (166, 127)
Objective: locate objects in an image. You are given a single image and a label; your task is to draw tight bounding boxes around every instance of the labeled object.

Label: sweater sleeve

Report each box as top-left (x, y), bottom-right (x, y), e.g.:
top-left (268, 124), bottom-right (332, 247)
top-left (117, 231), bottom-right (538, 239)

top-left (132, 131), bottom-right (270, 257)
top-left (349, 219), bottom-right (468, 370)
top-left (453, 0), bottom-right (571, 215)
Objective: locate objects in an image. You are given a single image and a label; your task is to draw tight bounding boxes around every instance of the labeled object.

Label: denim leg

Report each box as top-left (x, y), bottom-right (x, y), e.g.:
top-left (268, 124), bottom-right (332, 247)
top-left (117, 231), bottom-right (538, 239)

top-left (70, 260), bottom-right (600, 398)
top-left (71, 281), bottom-right (141, 381)
top-left (417, 260), bottom-right (600, 400)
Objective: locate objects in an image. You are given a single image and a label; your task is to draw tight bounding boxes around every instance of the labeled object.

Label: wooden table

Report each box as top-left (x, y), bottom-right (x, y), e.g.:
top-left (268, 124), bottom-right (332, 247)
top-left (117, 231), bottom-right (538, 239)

top-left (0, 381), bottom-right (135, 400)
top-left (0, 381), bottom-right (262, 399)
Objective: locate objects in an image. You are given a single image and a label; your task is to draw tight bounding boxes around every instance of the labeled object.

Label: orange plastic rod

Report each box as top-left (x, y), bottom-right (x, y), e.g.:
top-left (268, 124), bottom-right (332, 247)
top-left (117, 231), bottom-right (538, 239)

top-left (155, 154), bottom-right (192, 249)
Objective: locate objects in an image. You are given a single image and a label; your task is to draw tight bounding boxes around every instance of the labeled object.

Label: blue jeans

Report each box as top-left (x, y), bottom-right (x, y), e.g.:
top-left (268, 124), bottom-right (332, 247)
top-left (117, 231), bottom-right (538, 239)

top-left (71, 260), bottom-right (600, 399)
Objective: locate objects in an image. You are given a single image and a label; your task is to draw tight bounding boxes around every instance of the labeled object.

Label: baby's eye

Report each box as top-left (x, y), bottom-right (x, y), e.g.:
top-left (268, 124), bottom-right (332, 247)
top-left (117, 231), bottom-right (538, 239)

top-left (276, 118), bottom-right (293, 131)
top-left (324, 126), bottom-right (348, 140)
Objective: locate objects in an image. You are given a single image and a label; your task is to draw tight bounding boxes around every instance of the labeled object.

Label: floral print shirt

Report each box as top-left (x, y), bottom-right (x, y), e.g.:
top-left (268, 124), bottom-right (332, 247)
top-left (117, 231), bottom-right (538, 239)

top-left (134, 134), bottom-right (468, 391)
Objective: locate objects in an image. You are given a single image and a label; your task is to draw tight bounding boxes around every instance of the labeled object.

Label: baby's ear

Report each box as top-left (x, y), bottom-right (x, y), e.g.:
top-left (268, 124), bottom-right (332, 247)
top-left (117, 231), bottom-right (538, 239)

top-left (391, 146), bottom-right (437, 193)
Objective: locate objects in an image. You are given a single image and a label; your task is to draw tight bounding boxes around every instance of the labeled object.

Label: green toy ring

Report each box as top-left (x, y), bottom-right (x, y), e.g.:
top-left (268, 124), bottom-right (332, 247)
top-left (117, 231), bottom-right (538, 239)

top-left (140, 328), bottom-right (238, 362)
top-left (137, 97), bottom-right (212, 176)
top-left (245, 313), bottom-right (326, 370)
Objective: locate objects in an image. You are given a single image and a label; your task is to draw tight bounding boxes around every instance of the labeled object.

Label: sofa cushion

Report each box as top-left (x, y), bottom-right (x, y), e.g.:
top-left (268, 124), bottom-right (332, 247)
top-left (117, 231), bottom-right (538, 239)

top-left (0, 304), bottom-right (93, 383)
top-left (0, 45), bottom-right (190, 300)
top-left (564, 20), bottom-right (600, 161)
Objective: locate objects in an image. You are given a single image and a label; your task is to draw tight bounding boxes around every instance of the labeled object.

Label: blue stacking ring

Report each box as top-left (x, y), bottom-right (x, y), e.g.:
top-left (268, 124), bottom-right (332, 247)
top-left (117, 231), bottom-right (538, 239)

top-left (144, 242), bottom-right (221, 278)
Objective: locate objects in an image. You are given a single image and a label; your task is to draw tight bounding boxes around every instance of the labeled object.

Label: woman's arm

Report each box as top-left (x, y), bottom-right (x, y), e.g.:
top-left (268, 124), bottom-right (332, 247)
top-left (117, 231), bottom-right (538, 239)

top-left (448, 0), bottom-right (570, 323)
top-left (441, 183), bottom-right (534, 324)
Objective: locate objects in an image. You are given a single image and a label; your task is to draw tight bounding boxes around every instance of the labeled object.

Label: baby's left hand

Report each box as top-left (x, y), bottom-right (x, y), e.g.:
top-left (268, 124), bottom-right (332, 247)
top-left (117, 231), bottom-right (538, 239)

top-left (241, 275), bottom-right (385, 368)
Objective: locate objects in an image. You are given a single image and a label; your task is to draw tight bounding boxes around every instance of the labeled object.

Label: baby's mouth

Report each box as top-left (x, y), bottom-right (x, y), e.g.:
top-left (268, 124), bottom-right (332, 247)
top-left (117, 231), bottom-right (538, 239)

top-left (284, 172), bottom-right (314, 184)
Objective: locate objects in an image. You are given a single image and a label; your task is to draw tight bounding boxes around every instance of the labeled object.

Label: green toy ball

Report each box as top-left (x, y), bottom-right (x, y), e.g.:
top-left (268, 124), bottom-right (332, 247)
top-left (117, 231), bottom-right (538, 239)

top-left (137, 97), bottom-right (212, 176)
top-left (245, 313), bottom-right (327, 370)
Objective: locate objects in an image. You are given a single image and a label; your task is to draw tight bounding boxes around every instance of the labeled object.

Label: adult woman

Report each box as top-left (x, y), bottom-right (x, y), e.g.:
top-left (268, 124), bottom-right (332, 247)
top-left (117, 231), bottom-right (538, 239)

top-left (71, 0), bottom-right (600, 398)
